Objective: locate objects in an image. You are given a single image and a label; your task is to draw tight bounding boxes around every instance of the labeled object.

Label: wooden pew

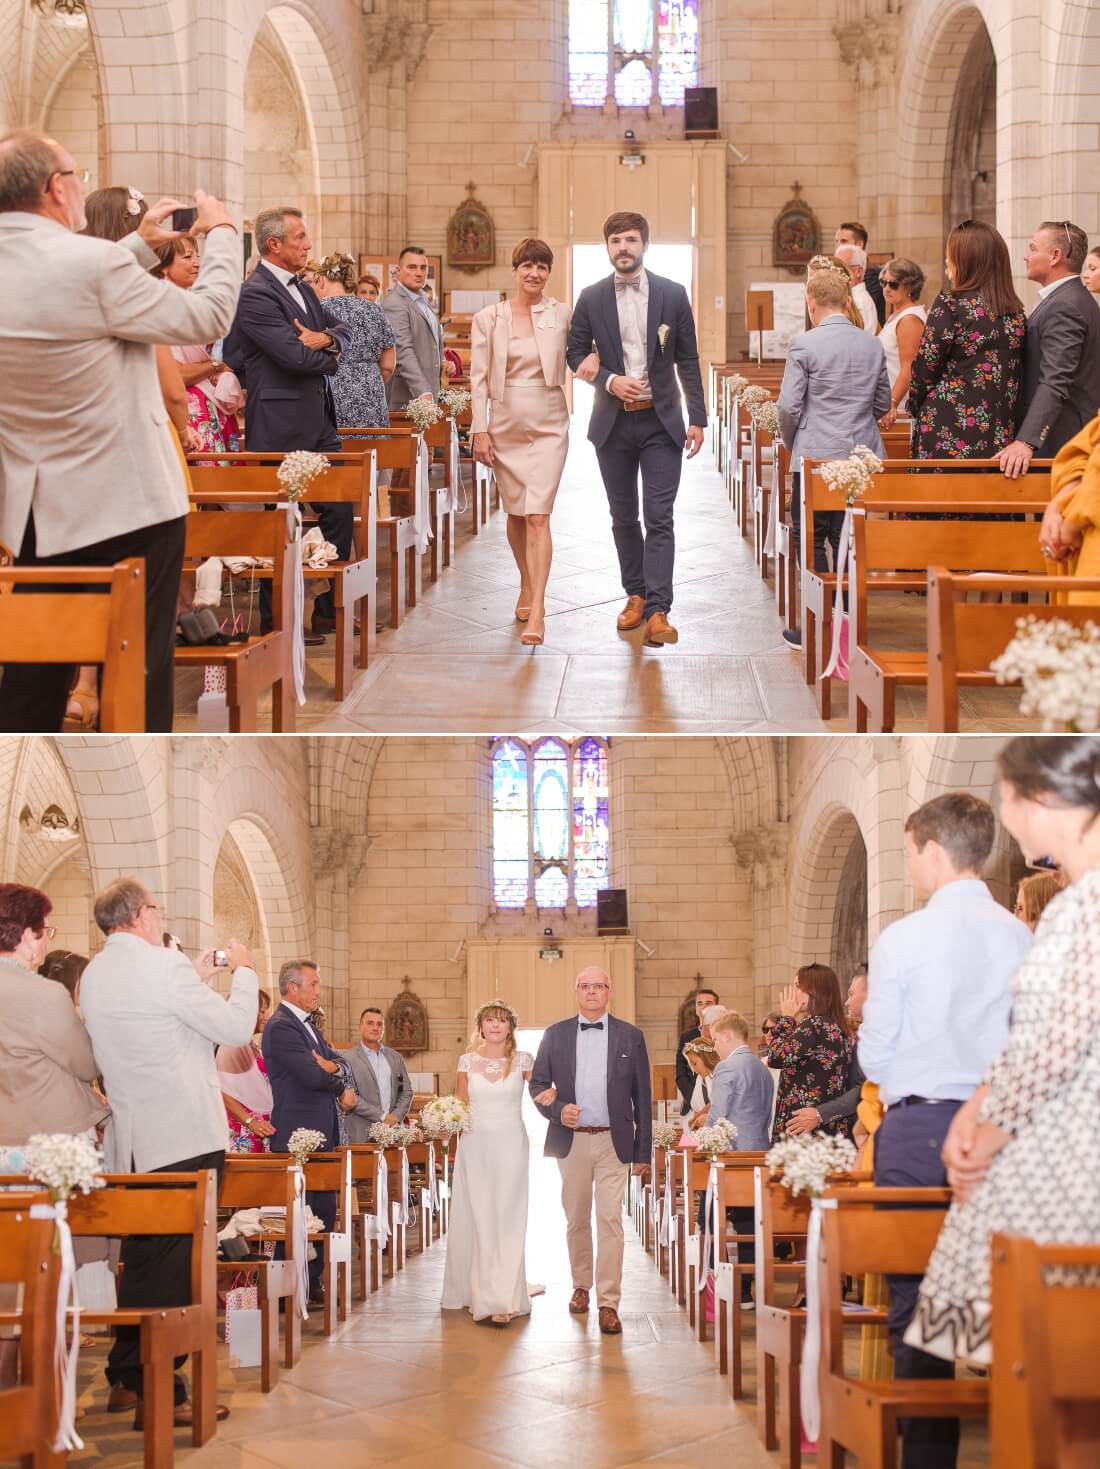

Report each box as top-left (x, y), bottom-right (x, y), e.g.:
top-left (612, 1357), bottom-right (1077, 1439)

top-left (187, 449), bottom-right (379, 702)
top-left (0, 560), bottom-right (145, 730)
top-left (338, 434), bottom-right (422, 627)
top-left (177, 507), bottom-right (295, 731)
top-left (404, 1140), bottom-right (438, 1254)
top-left (818, 1187), bottom-right (988, 1468)
top-left (798, 458), bottom-right (1052, 720)
top-left (695, 1154), bottom-right (768, 1398)
top-left (382, 1146), bottom-right (410, 1275)
top-left (345, 1144), bottom-right (388, 1301)
top-left (0, 1189), bottom-right (60, 1469)
top-left (927, 569), bottom-right (1100, 731)
top-left (991, 1233), bottom-right (1100, 1469)
top-left (217, 1158), bottom-right (301, 1391)
top-left (750, 419), bottom-right (777, 579)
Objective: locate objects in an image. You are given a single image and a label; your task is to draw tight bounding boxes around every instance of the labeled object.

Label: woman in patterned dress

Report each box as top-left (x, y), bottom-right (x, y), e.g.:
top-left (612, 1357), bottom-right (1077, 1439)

top-left (313, 252), bottom-right (397, 429)
top-left (907, 736), bottom-right (1100, 1365)
top-left (908, 219), bottom-right (1026, 459)
top-left (766, 963), bottom-right (853, 1142)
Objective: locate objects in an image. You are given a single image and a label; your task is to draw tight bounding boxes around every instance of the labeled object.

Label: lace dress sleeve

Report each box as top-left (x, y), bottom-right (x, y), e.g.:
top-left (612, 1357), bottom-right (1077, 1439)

top-left (518, 1051), bottom-right (535, 1072)
top-left (457, 1052), bottom-right (471, 1074)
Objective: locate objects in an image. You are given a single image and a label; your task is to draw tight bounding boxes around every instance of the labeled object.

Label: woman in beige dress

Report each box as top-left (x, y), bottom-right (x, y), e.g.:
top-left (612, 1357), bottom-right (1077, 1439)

top-left (471, 238), bottom-right (571, 647)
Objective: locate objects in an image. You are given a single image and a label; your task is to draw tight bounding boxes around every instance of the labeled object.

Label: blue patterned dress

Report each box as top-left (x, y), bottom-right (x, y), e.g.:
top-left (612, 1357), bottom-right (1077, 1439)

top-left (320, 294), bottom-right (397, 429)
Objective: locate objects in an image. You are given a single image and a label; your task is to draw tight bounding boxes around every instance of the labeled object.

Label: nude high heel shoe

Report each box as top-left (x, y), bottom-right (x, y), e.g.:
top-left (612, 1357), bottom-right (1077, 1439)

top-left (520, 616), bottom-right (544, 647)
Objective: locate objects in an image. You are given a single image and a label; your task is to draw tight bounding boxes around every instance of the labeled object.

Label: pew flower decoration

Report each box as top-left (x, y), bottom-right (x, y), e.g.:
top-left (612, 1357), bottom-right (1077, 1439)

top-left (766, 1134), bottom-right (858, 1199)
top-left (990, 616), bottom-right (1100, 732)
top-left (420, 1095), bottom-right (471, 1139)
top-left (817, 445), bottom-right (883, 506)
top-left (368, 1121), bottom-right (400, 1147)
top-left (739, 385), bottom-right (770, 412)
top-left (750, 399), bottom-right (781, 438)
top-left (406, 395), bottom-right (443, 433)
top-left (440, 387), bottom-right (471, 417)
top-left (726, 373), bottom-right (749, 399)
top-left (692, 1119), bottom-right (738, 1156)
top-left (286, 1128), bottom-right (327, 1166)
top-left (651, 1120), bottom-right (683, 1149)
top-left (392, 1122), bottom-right (422, 1147)
top-left (276, 451), bottom-right (330, 503)
top-left (22, 1132), bottom-right (105, 1206)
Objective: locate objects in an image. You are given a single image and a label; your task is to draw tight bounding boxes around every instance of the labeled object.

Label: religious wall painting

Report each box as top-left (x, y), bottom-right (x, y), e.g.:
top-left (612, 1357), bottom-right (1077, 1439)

top-left (385, 976), bottom-right (430, 1056)
top-left (446, 184), bottom-right (495, 274)
top-left (773, 182), bottom-right (821, 274)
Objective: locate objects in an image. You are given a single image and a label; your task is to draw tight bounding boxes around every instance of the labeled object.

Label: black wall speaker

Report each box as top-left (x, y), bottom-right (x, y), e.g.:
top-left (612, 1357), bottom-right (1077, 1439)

top-left (597, 888), bottom-right (629, 934)
top-left (684, 86), bottom-right (719, 135)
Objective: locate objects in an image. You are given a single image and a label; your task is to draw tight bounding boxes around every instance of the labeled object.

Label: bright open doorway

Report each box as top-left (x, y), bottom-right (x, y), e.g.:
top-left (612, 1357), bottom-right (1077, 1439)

top-left (517, 1028), bottom-right (548, 1145)
top-left (569, 241), bottom-right (695, 422)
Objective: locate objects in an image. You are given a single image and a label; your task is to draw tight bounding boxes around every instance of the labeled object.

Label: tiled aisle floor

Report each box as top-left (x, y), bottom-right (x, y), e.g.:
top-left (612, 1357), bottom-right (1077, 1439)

top-left (67, 1152), bottom-right (991, 1469)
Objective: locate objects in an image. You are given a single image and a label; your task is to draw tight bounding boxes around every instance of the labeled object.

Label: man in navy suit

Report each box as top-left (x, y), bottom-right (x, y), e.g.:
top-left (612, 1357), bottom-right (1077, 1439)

top-left (262, 959), bottom-right (354, 1300)
top-left (529, 967), bottom-right (651, 1335)
top-left (567, 211), bottom-right (707, 649)
top-left (222, 206), bottom-right (352, 635)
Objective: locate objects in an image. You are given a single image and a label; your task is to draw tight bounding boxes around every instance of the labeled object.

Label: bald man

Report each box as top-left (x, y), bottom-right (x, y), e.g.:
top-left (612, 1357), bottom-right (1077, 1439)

top-left (529, 967), bottom-right (652, 1334)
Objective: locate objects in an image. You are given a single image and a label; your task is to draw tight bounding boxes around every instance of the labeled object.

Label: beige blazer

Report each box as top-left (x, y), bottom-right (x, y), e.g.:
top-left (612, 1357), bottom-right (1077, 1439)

top-left (0, 213), bottom-right (241, 558)
top-left (470, 297), bottom-right (571, 433)
top-left (0, 956), bottom-right (107, 1146)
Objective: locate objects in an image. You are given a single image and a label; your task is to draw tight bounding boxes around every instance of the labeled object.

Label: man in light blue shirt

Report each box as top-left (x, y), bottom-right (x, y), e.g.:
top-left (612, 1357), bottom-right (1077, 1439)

top-left (340, 1007), bottom-right (413, 1143)
top-left (859, 792), bottom-right (1032, 1469)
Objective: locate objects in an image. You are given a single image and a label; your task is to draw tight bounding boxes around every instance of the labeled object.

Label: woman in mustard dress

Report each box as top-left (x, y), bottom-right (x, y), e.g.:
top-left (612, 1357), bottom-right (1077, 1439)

top-left (471, 238), bottom-right (571, 649)
top-left (1040, 410), bottom-right (1100, 602)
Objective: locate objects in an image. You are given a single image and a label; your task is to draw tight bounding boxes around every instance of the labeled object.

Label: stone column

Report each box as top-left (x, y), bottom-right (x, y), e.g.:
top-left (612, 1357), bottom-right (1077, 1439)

top-left (311, 827), bottom-right (368, 1042)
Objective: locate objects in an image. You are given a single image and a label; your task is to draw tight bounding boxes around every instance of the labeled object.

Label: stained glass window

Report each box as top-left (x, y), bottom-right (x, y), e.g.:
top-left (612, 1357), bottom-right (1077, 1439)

top-left (491, 738), bottom-right (611, 909)
top-left (568, 0), bottom-right (698, 109)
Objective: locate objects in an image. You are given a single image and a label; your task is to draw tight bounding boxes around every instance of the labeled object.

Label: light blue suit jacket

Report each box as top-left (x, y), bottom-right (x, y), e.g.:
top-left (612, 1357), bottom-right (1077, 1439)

top-left (777, 314), bottom-right (891, 470)
top-left (706, 1046), bottom-right (774, 1152)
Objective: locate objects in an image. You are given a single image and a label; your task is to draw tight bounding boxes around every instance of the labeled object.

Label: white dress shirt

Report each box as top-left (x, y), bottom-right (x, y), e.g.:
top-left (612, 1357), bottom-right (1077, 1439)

top-left (853, 281), bottom-right (879, 334)
top-left (280, 999), bottom-right (321, 1045)
top-left (607, 269), bottom-right (650, 397)
top-left (858, 878), bottom-right (1033, 1106)
top-left (1036, 273), bottom-right (1077, 303)
top-left (261, 258), bottom-right (306, 315)
top-left (574, 1011), bottom-right (610, 1127)
top-left (361, 1041), bottom-right (393, 1113)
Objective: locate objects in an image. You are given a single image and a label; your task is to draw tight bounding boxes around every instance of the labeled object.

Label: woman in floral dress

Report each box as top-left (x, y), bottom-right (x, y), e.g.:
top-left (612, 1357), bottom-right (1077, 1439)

top-left (313, 252), bottom-right (397, 428)
top-left (907, 736), bottom-right (1100, 1366)
top-left (908, 219), bottom-right (1026, 459)
top-left (217, 991), bottom-right (275, 1153)
top-left (766, 963), bottom-right (853, 1141)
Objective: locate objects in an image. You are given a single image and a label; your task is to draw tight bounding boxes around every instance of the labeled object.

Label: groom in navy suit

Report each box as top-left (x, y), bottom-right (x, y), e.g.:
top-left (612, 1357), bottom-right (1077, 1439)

top-left (223, 206), bottom-right (352, 635)
top-left (530, 967), bottom-right (651, 1335)
top-left (567, 211), bottom-right (707, 648)
top-left (262, 960), bottom-right (353, 1300)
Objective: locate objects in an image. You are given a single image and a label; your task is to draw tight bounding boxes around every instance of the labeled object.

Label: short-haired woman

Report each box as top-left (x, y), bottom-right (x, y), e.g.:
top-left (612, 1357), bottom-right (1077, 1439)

top-left (470, 237), bottom-right (571, 648)
top-left (313, 252), bottom-right (397, 429)
top-left (356, 274), bottom-right (381, 302)
top-left (877, 257), bottom-right (928, 430)
top-left (909, 219), bottom-right (1026, 458)
top-left (157, 235), bottom-right (244, 455)
top-left (765, 963), bottom-right (853, 1141)
top-left (1082, 246), bottom-right (1100, 297)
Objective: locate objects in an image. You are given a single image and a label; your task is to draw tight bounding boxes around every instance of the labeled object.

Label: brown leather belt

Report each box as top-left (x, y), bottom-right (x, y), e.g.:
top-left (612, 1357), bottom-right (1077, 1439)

top-left (623, 398), bottom-right (654, 413)
top-left (574, 1125), bottom-right (611, 1134)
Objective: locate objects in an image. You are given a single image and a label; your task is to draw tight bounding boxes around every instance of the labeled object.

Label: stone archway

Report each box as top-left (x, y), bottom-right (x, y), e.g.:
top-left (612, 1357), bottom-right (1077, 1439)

top-left (943, 21), bottom-right (996, 240)
top-left (831, 823), bottom-right (869, 986)
top-left (223, 813), bottom-right (309, 987)
top-left (788, 802), bottom-right (870, 974)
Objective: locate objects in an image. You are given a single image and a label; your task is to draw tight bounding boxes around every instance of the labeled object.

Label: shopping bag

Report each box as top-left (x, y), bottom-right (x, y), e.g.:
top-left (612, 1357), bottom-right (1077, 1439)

top-left (224, 1284), bottom-right (261, 1367)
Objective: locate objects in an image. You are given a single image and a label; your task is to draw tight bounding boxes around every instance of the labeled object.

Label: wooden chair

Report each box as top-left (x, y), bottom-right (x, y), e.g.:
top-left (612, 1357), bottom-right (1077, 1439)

top-left (217, 1158), bottom-right (301, 1391)
top-left (818, 1187), bottom-right (988, 1469)
top-left (0, 1189), bottom-right (60, 1469)
top-left (926, 568), bottom-right (1100, 731)
top-left (0, 560), bottom-right (145, 730)
top-left (345, 1145), bottom-right (388, 1301)
top-left (187, 449), bottom-right (379, 702)
top-left (991, 1232), bottom-right (1100, 1469)
top-left (177, 508), bottom-right (295, 731)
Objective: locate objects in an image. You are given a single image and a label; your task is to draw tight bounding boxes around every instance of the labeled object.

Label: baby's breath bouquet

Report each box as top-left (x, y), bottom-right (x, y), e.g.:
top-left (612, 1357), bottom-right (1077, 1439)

top-left (368, 1121), bottom-right (400, 1147)
top-left (286, 1128), bottom-right (327, 1166)
top-left (276, 451), bottom-right (330, 503)
top-left (693, 1118), bottom-right (738, 1156)
top-left (440, 387), bottom-right (471, 417)
top-left (766, 1133), bottom-right (857, 1198)
top-left (651, 1120), bottom-right (683, 1149)
top-left (990, 616), bottom-right (1100, 731)
top-left (420, 1095), bottom-right (471, 1139)
top-left (750, 399), bottom-right (781, 438)
top-left (726, 373), bottom-right (749, 399)
top-left (392, 1121), bottom-right (422, 1147)
top-left (738, 384), bottom-right (769, 412)
top-left (817, 444), bottom-right (883, 506)
top-left (23, 1132), bottom-right (105, 1204)
top-left (406, 396), bottom-right (442, 433)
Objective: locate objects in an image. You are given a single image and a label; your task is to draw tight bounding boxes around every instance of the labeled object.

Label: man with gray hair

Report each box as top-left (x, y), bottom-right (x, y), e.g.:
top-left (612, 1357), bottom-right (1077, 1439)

top-left (834, 241), bottom-right (879, 334)
top-left (222, 207), bottom-right (353, 637)
top-left (0, 130), bottom-right (240, 733)
top-left (80, 876), bottom-right (258, 1428)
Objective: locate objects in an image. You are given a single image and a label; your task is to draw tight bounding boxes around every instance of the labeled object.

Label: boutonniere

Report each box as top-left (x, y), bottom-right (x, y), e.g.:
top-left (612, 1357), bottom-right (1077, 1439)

top-left (657, 323), bottom-right (671, 353)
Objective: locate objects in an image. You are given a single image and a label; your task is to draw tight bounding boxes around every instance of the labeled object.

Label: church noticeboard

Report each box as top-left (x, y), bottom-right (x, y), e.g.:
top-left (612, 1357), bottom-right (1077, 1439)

top-left (772, 181), bottom-right (820, 274)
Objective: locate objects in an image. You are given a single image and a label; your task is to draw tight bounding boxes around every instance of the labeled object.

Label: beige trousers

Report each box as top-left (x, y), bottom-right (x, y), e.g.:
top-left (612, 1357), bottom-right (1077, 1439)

top-left (557, 1131), bottom-right (627, 1309)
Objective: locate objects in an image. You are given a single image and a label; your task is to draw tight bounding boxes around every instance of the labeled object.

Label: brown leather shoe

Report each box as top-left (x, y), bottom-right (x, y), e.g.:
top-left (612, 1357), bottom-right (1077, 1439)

top-left (107, 1385), bottom-right (138, 1414)
top-left (616, 595), bottom-right (646, 632)
top-left (568, 1287), bottom-right (590, 1315)
top-left (598, 1306), bottom-right (623, 1335)
top-left (644, 611), bottom-right (678, 645)
top-left (132, 1399), bottom-right (230, 1430)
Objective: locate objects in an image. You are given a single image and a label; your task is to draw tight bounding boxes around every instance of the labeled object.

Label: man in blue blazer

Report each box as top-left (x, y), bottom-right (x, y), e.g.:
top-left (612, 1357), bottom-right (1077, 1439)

top-left (222, 206), bottom-right (352, 634)
top-left (530, 967), bottom-right (651, 1335)
top-left (567, 211), bottom-right (707, 648)
top-left (262, 959), bottom-right (354, 1299)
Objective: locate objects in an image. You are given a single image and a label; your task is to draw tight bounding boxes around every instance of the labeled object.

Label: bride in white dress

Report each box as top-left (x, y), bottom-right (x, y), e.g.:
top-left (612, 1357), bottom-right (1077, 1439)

top-left (441, 1000), bottom-right (550, 1325)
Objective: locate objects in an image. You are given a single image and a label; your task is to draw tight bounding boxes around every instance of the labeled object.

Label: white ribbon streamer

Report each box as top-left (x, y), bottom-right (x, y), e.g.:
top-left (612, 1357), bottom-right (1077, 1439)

top-left (763, 453), bottom-right (780, 557)
top-left (285, 502), bottom-right (307, 706)
top-left (702, 1160), bottom-right (717, 1291)
top-left (427, 1142), bottom-right (439, 1213)
top-left (821, 508), bottom-right (855, 680)
top-left (397, 1149), bottom-right (412, 1228)
top-left (799, 1195), bottom-right (838, 1443)
top-left (374, 1153), bottom-right (390, 1246)
top-left (414, 437), bottom-right (432, 555)
top-left (657, 1155), bottom-right (674, 1248)
top-left (448, 421), bottom-right (468, 514)
top-left (291, 1166), bottom-right (309, 1321)
top-left (29, 1201), bottom-right (82, 1452)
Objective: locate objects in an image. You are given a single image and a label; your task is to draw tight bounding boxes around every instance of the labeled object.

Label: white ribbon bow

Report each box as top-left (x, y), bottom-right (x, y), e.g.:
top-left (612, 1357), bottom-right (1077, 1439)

top-left (799, 1195), bottom-right (838, 1442)
top-left (374, 1153), bottom-right (390, 1246)
top-left (658, 1159), bottom-right (674, 1248)
top-left (29, 1201), bottom-right (82, 1452)
top-left (821, 509), bottom-right (855, 680)
top-left (427, 1142), bottom-right (440, 1213)
top-left (291, 1166), bottom-right (310, 1321)
top-left (285, 503), bottom-right (307, 706)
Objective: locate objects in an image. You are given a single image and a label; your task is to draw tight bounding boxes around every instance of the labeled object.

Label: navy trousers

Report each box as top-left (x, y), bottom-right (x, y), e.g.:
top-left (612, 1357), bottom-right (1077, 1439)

top-left (874, 1100), bottom-right (963, 1469)
top-left (595, 407), bottom-right (683, 618)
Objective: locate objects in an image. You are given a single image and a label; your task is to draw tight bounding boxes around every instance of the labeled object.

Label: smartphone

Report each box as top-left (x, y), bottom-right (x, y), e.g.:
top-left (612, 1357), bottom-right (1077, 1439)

top-left (171, 206), bottom-right (198, 233)
top-left (213, 948), bottom-right (229, 968)
top-left (1026, 855), bottom-right (1059, 872)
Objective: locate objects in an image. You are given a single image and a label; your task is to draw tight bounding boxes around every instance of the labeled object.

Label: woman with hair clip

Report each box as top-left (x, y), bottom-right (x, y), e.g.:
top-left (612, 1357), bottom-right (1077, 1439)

top-left (312, 252), bottom-right (397, 430)
top-left (441, 1001), bottom-right (551, 1325)
top-left (907, 735), bottom-right (1100, 1369)
top-left (765, 962), bottom-right (853, 1142)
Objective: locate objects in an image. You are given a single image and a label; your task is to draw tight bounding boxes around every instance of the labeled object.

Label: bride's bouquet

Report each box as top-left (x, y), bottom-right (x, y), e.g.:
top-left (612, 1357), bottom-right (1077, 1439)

top-left (420, 1094), bottom-right (471, 1139)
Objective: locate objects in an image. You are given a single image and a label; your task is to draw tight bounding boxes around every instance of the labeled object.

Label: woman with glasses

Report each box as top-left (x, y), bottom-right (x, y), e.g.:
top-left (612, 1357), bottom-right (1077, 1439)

top-left (876, 257), bottom-right (928, 430)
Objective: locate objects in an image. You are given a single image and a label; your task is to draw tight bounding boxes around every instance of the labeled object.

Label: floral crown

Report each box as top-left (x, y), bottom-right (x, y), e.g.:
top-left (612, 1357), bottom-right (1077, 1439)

top-left (808, 254), bottom-right (851, 281)
top-left (475, 999), bottom-right (519, 1031)
top-left (683, 1038), bottom-right (717, 1057)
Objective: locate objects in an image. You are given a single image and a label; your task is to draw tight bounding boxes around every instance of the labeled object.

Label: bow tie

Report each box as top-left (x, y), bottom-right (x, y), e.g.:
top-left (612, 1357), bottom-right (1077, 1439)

top-left (580, 1021), bottom-right (604, 1031)
top-left (290, 275), bottom-right (309, 288)
top-left (615, 274), bottom-right (642, 292)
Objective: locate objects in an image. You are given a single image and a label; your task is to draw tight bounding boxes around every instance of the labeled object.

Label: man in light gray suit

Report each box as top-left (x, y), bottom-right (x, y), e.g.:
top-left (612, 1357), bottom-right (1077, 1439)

top-left (777, 267), bottom-right (891, 647)
top-left (341, 1006), bottom-right (414, 1142)
top-left (382, 245), bottom-right (452, 409)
